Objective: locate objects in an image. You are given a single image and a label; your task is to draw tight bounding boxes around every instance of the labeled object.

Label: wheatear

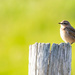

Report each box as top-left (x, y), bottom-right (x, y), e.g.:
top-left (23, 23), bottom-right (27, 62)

top-left (59, 20), bottom-right (75, 44)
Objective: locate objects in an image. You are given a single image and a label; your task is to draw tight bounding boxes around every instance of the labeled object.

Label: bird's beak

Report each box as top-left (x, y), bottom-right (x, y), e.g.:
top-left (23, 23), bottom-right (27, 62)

top-left (58, 23), bottom-right (63, 24)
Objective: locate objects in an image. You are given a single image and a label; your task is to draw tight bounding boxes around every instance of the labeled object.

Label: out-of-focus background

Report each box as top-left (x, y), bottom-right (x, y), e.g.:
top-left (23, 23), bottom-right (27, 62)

top-left (0, 0), bottom-right (75, 75)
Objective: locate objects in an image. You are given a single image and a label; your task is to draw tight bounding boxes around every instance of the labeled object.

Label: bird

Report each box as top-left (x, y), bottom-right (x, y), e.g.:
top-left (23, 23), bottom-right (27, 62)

top-left (59, 20), bottom-right (75, 44)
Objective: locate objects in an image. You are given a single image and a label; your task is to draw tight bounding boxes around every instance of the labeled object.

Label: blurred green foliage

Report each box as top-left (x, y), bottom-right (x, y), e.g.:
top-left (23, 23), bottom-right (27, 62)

top-left (0, 0), bottom-right (75, 75)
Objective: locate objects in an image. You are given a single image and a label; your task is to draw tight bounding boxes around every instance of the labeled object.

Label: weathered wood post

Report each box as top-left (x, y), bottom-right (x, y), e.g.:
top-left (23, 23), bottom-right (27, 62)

top-left (29, 43), bottom-right (71, 75)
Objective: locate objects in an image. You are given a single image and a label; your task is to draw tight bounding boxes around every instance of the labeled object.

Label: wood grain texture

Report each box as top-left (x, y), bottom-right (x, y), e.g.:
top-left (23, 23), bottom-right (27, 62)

top-left (29, 43), bottom-right (71, 75)
top-left (29, 43), bottom-right (50, 75)
top-left (48, 43), bottom-right (71, 75)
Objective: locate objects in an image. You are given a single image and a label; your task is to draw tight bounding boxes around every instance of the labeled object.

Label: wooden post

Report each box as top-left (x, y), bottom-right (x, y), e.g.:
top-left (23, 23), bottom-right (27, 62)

top-left (29, 43), bottom-right (71, 75)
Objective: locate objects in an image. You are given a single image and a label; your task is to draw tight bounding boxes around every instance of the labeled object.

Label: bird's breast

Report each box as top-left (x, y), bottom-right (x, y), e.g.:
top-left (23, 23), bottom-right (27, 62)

top-left (60, 28), bottom-right (75, 43)
top-left (60, 28), bottom-right (68, 43)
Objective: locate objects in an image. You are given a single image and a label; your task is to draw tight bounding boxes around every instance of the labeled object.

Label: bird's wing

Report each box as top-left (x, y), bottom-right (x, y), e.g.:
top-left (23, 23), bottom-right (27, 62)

top-left (65, 27), bottom-right (75, 39)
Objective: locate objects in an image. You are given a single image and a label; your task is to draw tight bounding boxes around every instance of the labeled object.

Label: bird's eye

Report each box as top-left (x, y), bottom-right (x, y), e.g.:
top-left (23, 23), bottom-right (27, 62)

top-left (64, 23), bottom-right (67, 24)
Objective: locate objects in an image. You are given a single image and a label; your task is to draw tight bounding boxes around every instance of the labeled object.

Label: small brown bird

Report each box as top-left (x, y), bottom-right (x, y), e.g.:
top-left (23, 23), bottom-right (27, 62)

top-left (59, 20), bottom-right (75, 44)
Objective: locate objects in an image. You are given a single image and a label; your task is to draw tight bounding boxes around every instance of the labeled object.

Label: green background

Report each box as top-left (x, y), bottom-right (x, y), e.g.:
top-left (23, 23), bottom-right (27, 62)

top-left (0, 0), bottom-right (75, 75)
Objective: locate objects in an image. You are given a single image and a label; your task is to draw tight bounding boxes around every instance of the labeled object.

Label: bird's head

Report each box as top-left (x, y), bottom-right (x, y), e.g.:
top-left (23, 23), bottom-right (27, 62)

top-left (59, 20), bottom-right (71, 28)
